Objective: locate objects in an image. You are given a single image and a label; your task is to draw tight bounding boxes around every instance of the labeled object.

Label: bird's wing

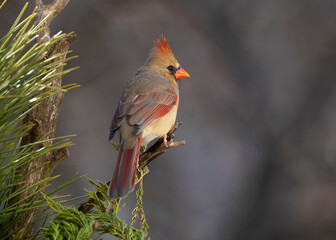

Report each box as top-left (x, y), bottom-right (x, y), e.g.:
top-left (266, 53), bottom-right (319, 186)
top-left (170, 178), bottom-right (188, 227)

top-left (108, 96), bottom-right (127, 141)
top-left (127, 89), bottom-right (177, 135)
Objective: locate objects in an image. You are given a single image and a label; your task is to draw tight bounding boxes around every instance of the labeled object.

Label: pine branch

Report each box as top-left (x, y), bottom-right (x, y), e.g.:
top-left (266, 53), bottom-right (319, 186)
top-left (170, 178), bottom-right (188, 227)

top-left (78, 122), bottom-right (186, 214)
top-left (41, 181), bottom-right (146, 239)
top-left (9, 0), bottom-right (75, 237)
top-left (35, 0), bottom-right (69, 43)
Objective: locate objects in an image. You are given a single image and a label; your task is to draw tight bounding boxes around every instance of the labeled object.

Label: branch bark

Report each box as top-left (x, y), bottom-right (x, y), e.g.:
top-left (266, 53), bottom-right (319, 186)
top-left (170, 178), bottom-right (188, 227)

top-left (9, 0), bottom-right (74, 237)
top-left (78, 122), bottom-right (186, 214)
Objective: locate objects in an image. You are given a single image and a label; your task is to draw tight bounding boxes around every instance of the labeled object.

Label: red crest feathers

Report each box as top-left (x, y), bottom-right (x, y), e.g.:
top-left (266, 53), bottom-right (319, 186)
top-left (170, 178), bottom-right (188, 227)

top-left (154, 35), bottom-right (172, 55)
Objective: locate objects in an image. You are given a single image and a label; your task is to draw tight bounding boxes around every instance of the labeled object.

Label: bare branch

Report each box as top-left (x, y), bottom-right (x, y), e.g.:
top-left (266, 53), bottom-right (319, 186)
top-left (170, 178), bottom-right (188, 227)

top-left (35, 0), bottom-right (69, 43)
top-left (49, 147), bottom-right (69, 172)
top-left (139, 122), bottom-right (186, 168)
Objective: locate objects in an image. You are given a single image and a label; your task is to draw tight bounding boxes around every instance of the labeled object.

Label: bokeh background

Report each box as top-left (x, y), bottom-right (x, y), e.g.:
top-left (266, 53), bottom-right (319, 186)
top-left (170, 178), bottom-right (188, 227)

top-left (2, 1), bottom-right (336, 239)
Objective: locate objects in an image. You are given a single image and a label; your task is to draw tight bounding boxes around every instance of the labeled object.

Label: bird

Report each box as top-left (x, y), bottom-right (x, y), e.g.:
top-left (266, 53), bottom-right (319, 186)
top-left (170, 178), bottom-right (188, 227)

top-left (108, 35), bottom-right (190, 199)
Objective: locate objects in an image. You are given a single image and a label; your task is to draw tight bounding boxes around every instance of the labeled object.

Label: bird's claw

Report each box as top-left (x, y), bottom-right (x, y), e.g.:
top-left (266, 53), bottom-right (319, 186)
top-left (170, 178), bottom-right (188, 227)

top-left (163, 134), bottom-right (173, 147)
top-left (163, 134), bottom-right (168, 147)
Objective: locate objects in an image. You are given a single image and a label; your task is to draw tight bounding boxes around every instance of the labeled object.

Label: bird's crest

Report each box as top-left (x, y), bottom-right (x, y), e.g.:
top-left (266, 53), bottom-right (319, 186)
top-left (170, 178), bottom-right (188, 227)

top-left (153, 35), bottom-right (172, 56)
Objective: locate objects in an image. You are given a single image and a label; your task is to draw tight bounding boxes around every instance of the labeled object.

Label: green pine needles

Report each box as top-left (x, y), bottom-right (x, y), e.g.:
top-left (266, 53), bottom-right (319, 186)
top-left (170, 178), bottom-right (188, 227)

top-left (0, 2), bottom-right (150, 240)
top-left (0, 3), bottom-right (78, 239)
top-left (41, 177), bottom-right (148, 240)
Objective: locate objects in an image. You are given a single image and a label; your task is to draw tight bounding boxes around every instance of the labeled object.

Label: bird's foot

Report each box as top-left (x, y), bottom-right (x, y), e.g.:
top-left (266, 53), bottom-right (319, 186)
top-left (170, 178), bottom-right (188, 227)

top-left (163, 134), bottom-right (168, 147)
top-left (163, 134), bottom-right (173, 147)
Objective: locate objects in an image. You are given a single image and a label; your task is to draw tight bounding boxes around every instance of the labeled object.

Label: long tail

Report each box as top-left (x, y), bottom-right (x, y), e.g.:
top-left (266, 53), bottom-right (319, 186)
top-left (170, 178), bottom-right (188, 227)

top-left (108, 137), bottom-right (142, 199)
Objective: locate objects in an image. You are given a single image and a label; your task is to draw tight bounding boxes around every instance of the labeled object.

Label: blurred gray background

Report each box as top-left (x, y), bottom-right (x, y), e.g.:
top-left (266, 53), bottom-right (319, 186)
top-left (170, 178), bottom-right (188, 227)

top-left (2, 0), bottom-right (336, 239)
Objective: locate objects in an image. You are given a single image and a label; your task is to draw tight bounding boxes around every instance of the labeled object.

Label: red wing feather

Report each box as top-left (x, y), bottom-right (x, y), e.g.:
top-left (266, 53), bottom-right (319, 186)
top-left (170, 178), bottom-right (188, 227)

top-left (127, 89), bottom-right (177, 135)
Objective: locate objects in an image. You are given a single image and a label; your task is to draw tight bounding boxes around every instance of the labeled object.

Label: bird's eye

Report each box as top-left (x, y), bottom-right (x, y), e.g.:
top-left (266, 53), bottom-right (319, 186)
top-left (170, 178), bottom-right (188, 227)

top-left (167, 65), bottom-right (176, 74)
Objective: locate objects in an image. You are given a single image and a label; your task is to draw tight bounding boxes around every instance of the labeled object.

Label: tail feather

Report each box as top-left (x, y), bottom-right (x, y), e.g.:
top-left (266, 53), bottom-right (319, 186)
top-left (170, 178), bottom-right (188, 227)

top-left (109, 137), bottom-right (142, 199)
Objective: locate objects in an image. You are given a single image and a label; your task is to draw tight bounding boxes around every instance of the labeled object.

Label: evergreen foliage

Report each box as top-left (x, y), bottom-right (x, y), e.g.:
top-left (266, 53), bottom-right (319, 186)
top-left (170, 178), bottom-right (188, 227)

top-left (0, 3), bottom-right (77, 239)
top-left (0, 3), bottom-right (150, 239)
top-left (41, 178), bottom-right (147, 240)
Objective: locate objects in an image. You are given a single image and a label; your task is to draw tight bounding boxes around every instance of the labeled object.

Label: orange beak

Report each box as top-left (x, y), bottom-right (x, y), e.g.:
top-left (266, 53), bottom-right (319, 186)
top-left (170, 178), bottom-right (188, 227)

top-left (175, 67), bottom-right (190, 79)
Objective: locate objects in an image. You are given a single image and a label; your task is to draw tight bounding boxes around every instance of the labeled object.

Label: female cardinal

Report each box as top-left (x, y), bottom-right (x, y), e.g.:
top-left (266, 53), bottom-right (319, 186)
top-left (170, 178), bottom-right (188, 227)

top-left (108, 36), bottom-right (190, 199)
